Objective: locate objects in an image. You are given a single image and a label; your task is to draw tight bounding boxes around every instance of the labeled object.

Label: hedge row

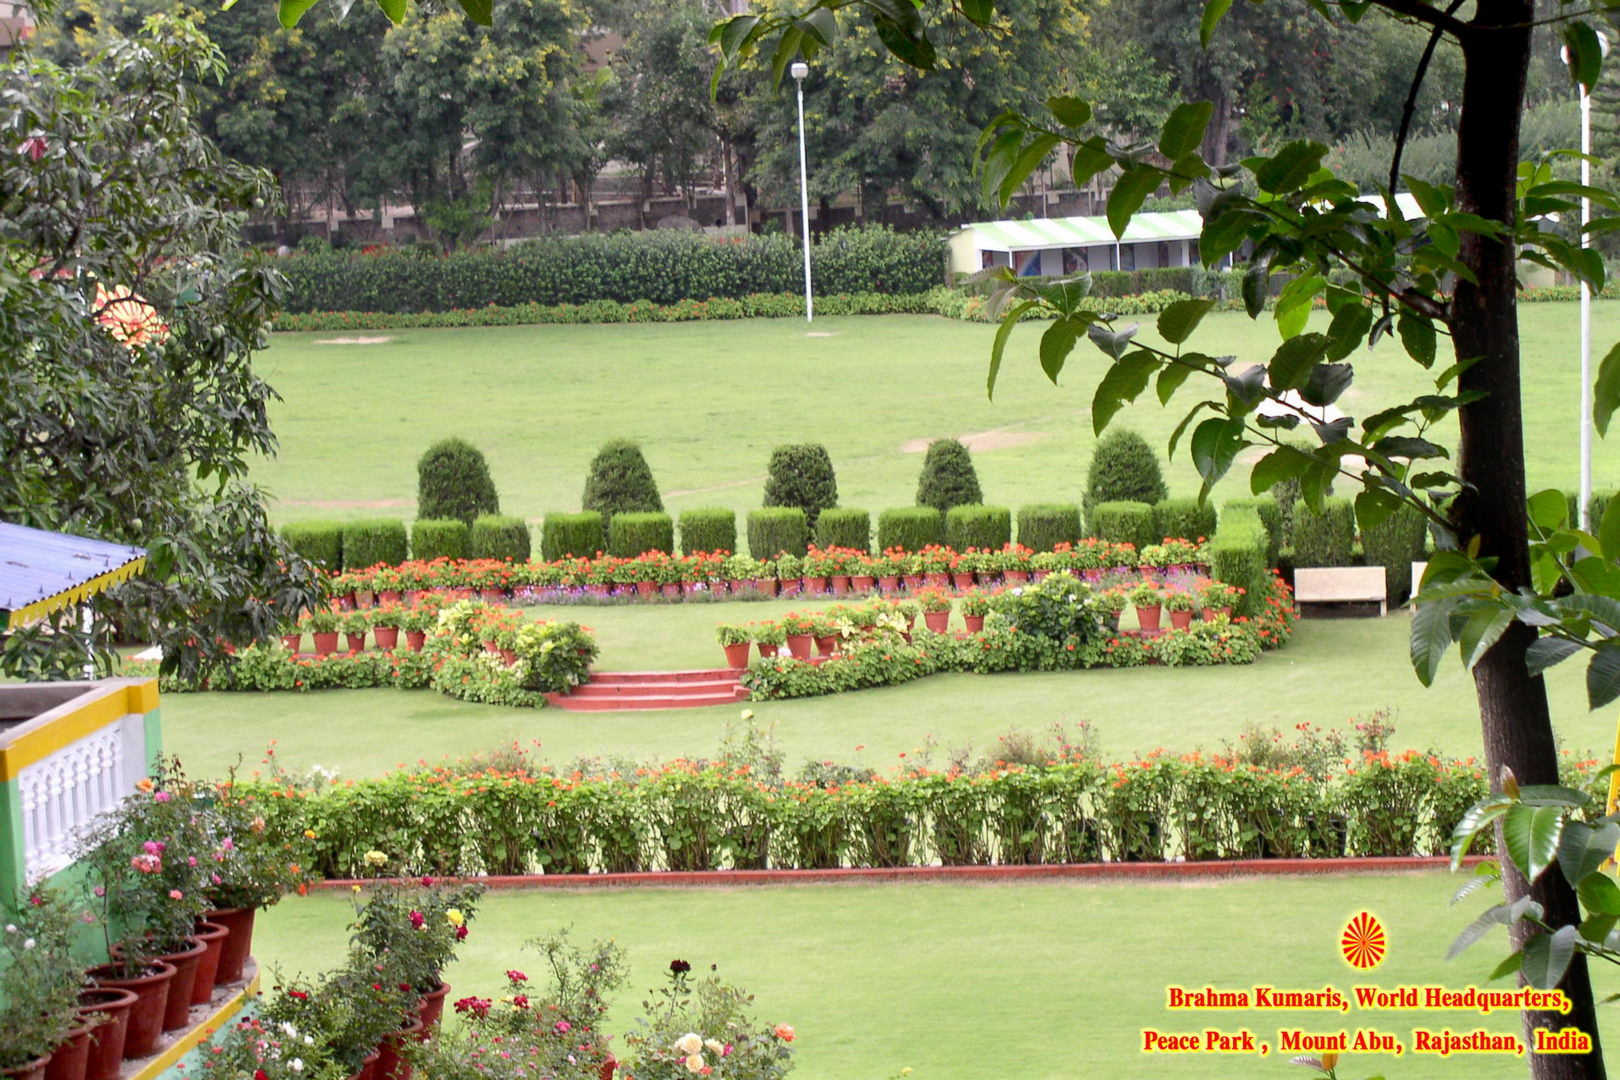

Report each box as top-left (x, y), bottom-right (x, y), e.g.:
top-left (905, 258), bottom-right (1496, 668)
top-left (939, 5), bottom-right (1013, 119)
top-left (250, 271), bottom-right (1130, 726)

top-left (282, 518), bottom-right (527, 571)
top-left (232, 744), bottom-right (1499, 879)
top-left (1208, 504), bottom-right (1271, 618)
top-left (277, 227), bottom-right (944, 314)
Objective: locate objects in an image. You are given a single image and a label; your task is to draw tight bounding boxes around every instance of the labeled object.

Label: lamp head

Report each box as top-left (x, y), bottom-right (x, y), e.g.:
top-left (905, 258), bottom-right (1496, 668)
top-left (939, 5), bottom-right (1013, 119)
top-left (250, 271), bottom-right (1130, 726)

top-left (790, 61), bottom-right (809, 81)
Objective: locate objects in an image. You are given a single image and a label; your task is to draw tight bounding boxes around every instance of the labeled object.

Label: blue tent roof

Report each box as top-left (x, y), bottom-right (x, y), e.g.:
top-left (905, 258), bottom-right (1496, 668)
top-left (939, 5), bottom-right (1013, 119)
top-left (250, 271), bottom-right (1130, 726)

top-left (0, 522), bottom-right (147, 629)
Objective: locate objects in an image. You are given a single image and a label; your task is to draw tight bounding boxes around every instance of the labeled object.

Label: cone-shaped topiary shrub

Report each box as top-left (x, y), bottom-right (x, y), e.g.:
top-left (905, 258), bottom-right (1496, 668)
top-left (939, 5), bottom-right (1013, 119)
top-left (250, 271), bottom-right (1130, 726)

top-left (763, 444), bottom-right (838, 530)
top-left (1083, 429), bottom-right (1166, 517)
top-left (915, 438), bottom-right (984, 514)
top-left (417, 438), bottom-right (500, 526)
top-left (582, 440), bottom-right (663, 531)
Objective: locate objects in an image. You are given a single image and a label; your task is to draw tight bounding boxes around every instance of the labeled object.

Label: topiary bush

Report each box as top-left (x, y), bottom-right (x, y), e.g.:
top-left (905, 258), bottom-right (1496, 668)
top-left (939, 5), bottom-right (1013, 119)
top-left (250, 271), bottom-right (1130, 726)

top-left (1084, 429), bottom-right (1167, 516)
top-left (417, 438), bottom-right (500, 526)
top-left (1208, 506), bottom-right (1270, 617)
top-left (1291, 498), bottom-right (1357, 567)
top-left (1086, 501), bottom-right (1157, 551)
top-left (1361, 504), bottom-right (1429, 604)
top-left (763, 444), bottom-right (839, 530)
top-left (281, 521), bottom-right (344, 571)
top-left (582, 440), bottom-right (663, 531)
top-left (1152, 497), bottom-right (1217, 544)
top-left (677, 508), bottom-right (737, 555)
top-left (542, 512), bottom-right (606, 561)
top-left (915, 438), bottom-right (983, 514)
top-left (608, 512), bottom-right (675, 558)
top-left (1221, 498), bottom-right (1282, 565)
top-left (468, 515), bottom-right (531, 562)
top-left (877, 507), bottom-right (944, 552)
top-left (945, 505), bottom-right (1012, 551)
top-left (342, 519), bottom-right (408, 570)
top-left (815, 508), bottom-right (871, 553)
top-left (1016, 504), bottom-right (1083, 552)
top-left (1566, 489), bottom-right (1616, 530)
top-left (746, 508), bottom-right (809, 559)
top-left (411, 519), bottom-right (468, 562)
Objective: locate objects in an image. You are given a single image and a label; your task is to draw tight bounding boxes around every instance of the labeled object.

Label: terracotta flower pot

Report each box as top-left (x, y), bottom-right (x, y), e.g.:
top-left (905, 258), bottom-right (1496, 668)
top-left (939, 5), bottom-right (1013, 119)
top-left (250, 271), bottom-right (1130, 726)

top-left (76, 988), bottom-right (137, 1080)
top-left (951, 572), bottom-right (975, 591)
top-left (0, 1056), bottom-right (49, 1080)
top-left (110, 937), bottom-right (206, 1034)
top-left (635, 580), bottom-right (656, 597)
top-left (416, 981), bottom-right (451, 1031)
top-left (203, 907), bottom-right (256, 985)
top-left (829, 575), bottom-right (850, 595)
top-left (851, 574), bottom-right (876, 593)
top-left (923, 611), bottom-right (950, 633)
top-left (799, 576), bottom-right (826, 596)
top-left (659, 583), bottom-right (681, 598)
top-left (405, 630), bottom-right (426, 652)
top-left (924, 572), bottom-right (948, 588)
top-left (189, 922), bottom-right (230, 1006)
top-left (375, 1017), bottom-right (426, 1080)
top-left (381, 590), bottom-right (405, 605)
top-left (722, 642), bottom-right (751, 669)
top-left (346, 632), bottom-right (367, 653)
top-left (878, 575), bottom-right (900, 593)
top-left (313, 631), bottom-right (340, 656)
top-left (784, 633), bottom-right (813, 660)
top-left (355, 589), bottom-right (376, 608)
top-left (280, 632), bottom-right (302, 652)
top-left (964, 614), bottom-right (985, 633)
top-left (814, 634), bottom-right (838, 657)
top-left (347, 1049), bottom-right (382, 1080)
top-left (1169, 609), bottom-right (1194, 630)
top-left (751, 577), bottom-right (778, 597)
top-left (44, 1022), bottom-right (93, 1080)
top-left (373, 626), bottom-right (400, 650)
top-left (902, 574), bottom-right (924, 591)
top-left (1134, 604), bottom-right (1162, 633)
top-left (85, 960), bottom-right (175, 1059)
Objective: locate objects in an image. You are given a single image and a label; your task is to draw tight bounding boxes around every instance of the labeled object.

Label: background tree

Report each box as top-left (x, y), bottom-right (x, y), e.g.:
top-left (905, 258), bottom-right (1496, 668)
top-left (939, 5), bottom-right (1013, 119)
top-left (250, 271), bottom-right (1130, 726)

top-left (417, 439), bottom-right (501, 526)
top-left (762, 445), bottom-right (839, 530)
top-left (915, 439), bottom-right (984, 514)
top-left (0, 17), bottom-right (320, 680)
top-left (582, 441), bottom-right (663, 530)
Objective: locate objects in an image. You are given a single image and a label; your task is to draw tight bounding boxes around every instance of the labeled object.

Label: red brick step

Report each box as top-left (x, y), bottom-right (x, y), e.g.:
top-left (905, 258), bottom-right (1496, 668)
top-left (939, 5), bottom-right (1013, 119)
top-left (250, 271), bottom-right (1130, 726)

top-left (546, 670), bottom-right (749, 712)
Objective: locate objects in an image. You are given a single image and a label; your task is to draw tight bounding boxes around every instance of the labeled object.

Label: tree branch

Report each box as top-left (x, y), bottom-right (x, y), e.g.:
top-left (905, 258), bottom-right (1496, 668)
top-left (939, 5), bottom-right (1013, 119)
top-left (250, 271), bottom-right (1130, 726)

top-left (1364, 0), bottom-right (1472, 40)
top-left (1390, 0), bottom-right (1469, 215)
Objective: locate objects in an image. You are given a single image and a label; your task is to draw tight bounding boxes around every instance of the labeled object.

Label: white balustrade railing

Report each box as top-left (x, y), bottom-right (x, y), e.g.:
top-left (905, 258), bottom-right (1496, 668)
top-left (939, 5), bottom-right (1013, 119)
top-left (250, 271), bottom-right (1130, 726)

top-left (17, 722), bottom-right (130, 878)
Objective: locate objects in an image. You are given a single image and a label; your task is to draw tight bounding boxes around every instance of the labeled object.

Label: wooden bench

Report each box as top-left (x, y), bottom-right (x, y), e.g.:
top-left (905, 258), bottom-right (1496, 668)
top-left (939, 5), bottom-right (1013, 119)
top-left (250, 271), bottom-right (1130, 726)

top-left (1293, 566), bottom-right (1387, 616)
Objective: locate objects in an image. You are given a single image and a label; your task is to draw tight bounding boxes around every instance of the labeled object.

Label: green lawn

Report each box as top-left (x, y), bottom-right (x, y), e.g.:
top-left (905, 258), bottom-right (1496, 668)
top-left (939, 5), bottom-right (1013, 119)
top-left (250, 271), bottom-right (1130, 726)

top-left (160, 611), bottom-right (1610, 781)
top-left (254, 302), bottom-right (1620, 526)
top-left (254, 872), bottom-right (1620, 1079)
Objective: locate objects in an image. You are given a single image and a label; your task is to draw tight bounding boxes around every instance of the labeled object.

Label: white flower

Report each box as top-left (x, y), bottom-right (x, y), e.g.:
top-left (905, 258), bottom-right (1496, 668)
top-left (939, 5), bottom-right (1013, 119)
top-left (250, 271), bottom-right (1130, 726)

top-left (684, 1054), bottom-right (705, 1074)
top-left (289, 1058), bottom-right (303, 1072)
top-left (22, 938), bottom-right (34, 950)
top-left (674, 1032), bottom-right (703, 1055)
top-left (3, 924), bottom-right (14, 933)
top-left (704, 1038), bottom-right (724, 1055)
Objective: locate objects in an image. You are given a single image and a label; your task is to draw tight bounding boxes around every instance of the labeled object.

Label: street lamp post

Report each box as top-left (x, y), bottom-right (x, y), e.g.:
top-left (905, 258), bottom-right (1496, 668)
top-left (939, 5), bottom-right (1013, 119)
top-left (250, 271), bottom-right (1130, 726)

top-left (791, 60), bottom-right (813, 323)
top-left (1566, 36), bottom-right (1607, 529)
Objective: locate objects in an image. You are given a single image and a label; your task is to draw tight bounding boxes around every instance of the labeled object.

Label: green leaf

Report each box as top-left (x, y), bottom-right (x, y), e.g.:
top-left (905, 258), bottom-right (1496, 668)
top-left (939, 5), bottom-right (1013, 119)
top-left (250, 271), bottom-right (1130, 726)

top-left (1200, 0), bottom-right (1233, 48)
top-left (1521, 925), bottom-right (1578, 990)
top-left (1167, 401), bottom-right (1218, 461)
top-left (1371, 436), bottom-right (1448, 461)
top-left (1596, 340), bottom-right (1620, 437)
top-left (1488, 951), bottom-right (1523, 982)
top-left (1047, 96), bottom-right (1092, 128)
top-left (1354, 487), bottom-right (1402, 533)
top-left (455, 0), bottom-right (492, 25)
top-left (1410, 596), bottom-right (1459, 686)
top-left (1157, 299), bottom-right (1214, 345)
top-left (960, 0), bottom-right (995, 24)
top-left (1564, 21), bottom-right (1604, 93)
top-left (1156, 362), bottom-right (1195, 406)
top-left (800, 8), bottom-right (838, 46)
top-left (1579, 874), bottom-right (1620, 915)
top-left (1528, 488), bottom-right (1570, 531)
top-left (1267, 333), bottom-right (1329, 392)
top-left (986, 300), bottom-right (1034, 401)
top-left (872, 11), bottom-right (935, 70)
top-left (1158, 102), bottom-right (1214, 159)
top-left (1091, 351), bottom-right (1159, 435)
top-left (1588, 644), bottom-right (1620, 710)
top-left (1527, 636), bottom-right (1585, 677)
top-left (1600, 496), bottom-right (1620, 562)
top-left (1446, 902), bottom-right (1509, 960)
top-left (1241, 256), bottom-right (1271, 319)
top-left (1560, 821), bottom-right (1620, 891)
top-left (1070, 137), bottom-right (1113, 188)
top-left (1450, 798), bottom-right (1514, 869)
top-left (1397, 312), bottom-right (1437, 369)
top-left (1459, 607), bottom-right (1514, 670)
top-left (1254, 141), bottom-right (1327, 195)
top-left (1088, 322), bottom-right (1139, 361)
top-left (279, 0), bottom-right (321, 27)
top-left (1503, 803), bottom-right (1565, 883)
top-left (1273, 273), bottom-right (1324, 341)
top-left (1107, 166), bottom-right (1162, 239)
top-left (998, 134), bottom-right (1061, 207)
top-left (1324, 303), bottom-right (1373, 362)
top-left (979, 129), bottom-right (1025, 206)
top-left (1251, 446), bottom-right (1311, 495)
top-left (1301, 363), bottom-right (1353, 407)
top-left (1189, 417), bottom-right (1246, 500)
top-left (1039, 318), bottom-right (1080, 385)
top-left (376, 0), bottom-right (405, 22)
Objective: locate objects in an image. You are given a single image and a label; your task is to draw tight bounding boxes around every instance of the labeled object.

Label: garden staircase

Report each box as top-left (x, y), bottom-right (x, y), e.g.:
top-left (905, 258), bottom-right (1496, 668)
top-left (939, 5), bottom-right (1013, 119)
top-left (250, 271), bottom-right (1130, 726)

top-left (545, 669), bottom-right (750, 711)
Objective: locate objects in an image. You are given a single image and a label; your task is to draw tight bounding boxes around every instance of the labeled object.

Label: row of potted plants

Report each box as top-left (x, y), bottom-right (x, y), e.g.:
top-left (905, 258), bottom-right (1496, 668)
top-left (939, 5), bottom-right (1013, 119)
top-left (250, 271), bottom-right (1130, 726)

top-left (0, 761), bottom-right (314, 1080)
top-left (322, 538), bottom-right (1212, 608)
top-left (287, 598), bottom-right (447, 656)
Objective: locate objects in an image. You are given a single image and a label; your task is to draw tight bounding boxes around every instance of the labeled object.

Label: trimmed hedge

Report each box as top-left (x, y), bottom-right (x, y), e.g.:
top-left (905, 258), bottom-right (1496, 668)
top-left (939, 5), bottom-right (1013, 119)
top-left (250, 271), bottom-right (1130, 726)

top-left (1292, 498), bottom-right (1357, 567)
top-left (678, 508), bottom-right (737, 556)
top-left (1362, 505), bottom-right (1428, 604)
top-left (1567, 489), bottom-right (1616, 530)
top-left (1221, 498), bottom-right (1282, 564)
top-left (815, 508), bottom-right (871, 553)
top-left (417, 438), bottom-right (499, 526)
top-left (763, 444), bottom-right (839, 530)
top-left (541, 512), bottom-right (605, 561)
top-left (1085, 429), bottom-right (1166, 515)
top-left (1016, 504), bottom-right (1083, 552)
top-left (945, 505), bottom-right (1012, 551)
top-left (1153, 498), bottom-right (1217, 545)
top-left (747, 508), bottom-right (809, 560)
top-left (1087, 501), bottom-right (1156, 552)
top-left (468, 515), bottom-right (531, 562)
top-left (582, 440), bottom-right (662, 530)
top-left (608, 512), bottom-right (675, 558)
top-left (411, 519), bottom-right (469, 562)
top-left (1209, 505), bottom-right (1270, 617)
top-left (878, 507), bottom-right (944, 552)
top-left (915, 439), bottom-right (983, 513)
top-left (279, 226), bottom-right (944, 314)
top-left (281, 521), bottom-right (344, 571)
top-left (341, 519), bottom-right (408, 570)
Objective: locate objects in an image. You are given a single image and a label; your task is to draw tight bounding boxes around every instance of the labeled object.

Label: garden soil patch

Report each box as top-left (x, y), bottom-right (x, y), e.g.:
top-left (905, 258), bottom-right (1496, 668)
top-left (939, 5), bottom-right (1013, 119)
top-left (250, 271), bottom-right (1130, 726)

top-left (312, 336), bottom-right (394, 345)
top-left (900, 429), bottom-right (1046, 454)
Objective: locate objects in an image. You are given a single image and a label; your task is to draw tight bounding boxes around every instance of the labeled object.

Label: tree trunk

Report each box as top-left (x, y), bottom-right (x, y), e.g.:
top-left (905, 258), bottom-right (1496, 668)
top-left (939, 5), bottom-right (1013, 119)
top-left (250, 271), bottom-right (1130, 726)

top-left (1451, 2), bottom-right (1606, 1076)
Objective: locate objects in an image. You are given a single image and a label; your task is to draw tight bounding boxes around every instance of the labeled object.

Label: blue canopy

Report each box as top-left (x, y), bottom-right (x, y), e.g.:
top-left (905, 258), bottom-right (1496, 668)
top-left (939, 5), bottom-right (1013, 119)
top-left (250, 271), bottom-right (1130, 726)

top-left (0, 522), bottom-right (147, 629)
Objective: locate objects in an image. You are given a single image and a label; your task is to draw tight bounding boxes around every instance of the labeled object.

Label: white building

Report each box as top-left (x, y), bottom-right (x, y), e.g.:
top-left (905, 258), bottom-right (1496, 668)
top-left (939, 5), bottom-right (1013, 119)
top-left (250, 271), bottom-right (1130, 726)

top-left (946, 210), bottom-right (1208, 280)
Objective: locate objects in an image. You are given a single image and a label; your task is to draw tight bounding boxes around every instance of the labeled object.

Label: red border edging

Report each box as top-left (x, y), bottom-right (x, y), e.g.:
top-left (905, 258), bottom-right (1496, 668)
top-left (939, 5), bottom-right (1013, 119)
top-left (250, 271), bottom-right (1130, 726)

top-left (311, 855), bottom-right (1490, 891)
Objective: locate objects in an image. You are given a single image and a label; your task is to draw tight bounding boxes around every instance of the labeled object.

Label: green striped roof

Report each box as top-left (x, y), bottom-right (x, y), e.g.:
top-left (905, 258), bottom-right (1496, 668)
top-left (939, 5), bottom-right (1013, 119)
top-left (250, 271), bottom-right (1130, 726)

top-left (958, 210), bottom-right (1203, 251)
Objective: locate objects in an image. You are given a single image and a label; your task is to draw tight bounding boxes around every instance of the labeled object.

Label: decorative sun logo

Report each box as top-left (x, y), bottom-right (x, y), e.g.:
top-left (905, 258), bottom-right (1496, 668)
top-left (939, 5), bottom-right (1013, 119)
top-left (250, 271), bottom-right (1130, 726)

top-left (1341, 910), bottom-right (1387, 970)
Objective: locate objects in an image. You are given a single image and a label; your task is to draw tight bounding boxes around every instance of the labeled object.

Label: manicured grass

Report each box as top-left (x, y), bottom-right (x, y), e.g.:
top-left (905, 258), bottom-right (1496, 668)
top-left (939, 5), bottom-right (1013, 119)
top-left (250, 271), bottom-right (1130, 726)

top-left (255, 303), bottom-right (1620, 526)
top-left (254, 872), bottom-right (1620, 1079)
top-left (159, 612), bottom-right (1608, 781)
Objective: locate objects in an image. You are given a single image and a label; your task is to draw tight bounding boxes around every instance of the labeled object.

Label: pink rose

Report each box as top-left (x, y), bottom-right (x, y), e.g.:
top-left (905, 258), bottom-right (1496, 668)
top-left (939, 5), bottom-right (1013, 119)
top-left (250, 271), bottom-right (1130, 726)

top-left (154, 791), bottom-right (172, 802)
top-left (554, 1020), bottom-right (571, 1034)
top-left (169, 889), bottom-right (184, 900)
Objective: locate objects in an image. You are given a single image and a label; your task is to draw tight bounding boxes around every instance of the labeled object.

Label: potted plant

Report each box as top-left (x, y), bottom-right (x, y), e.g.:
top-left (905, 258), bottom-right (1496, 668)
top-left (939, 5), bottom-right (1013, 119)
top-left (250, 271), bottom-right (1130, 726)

top-left (0, 887), bottom-right (83, 1080)
top-left (372, 565), bottom-right (405, 605)
top-left (350, 879), bottom-right (484, 1031)
top-left (950, 550), bottom-right (979, 591)
top-left (278, 621), bottom-right (302, 654)
top-left (1162, 537), bottom-right (1205, 572)
top-left (896, 598), bottom-right (922, 642)
top-left (347, 567), bottom-right (377, 609)
top-left (1162, 587), bottom-right (1197, 629)
top-left (915, 586), bottom-right (953, 633)
top-left (1129, 581), bottom-right (1163, 633)
top-left (340, 608), bottom-right (370, 653)
top-left (370, 605), bottom-right (403, 650)
top-left (1097, 586), bottom-right (1130, 632)
top-left (898, 550), bottom-right (925, 591)
top-left (400, 606), bottom-right (435, 652)
top-left (798, 547), bottom-right (829, 596)
top-left (1200, 580), bottom-right (1243, 620)
top-left (809, 612), bottom-right (840, 656)
top-left (716, 624), bottom-right (752, 669)
top-left (302, 608), bottom-right (341, 656)
top-left (959, 589), bottom-right (991, 633)
top-left (752, 621), bottom-right (788, 658)
top-left (781, 612), bottom-right (817, 659)
top-left (918, 544), bottom-right (953, 586)
top-left (999, 543), bottom-right (1034, 584)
